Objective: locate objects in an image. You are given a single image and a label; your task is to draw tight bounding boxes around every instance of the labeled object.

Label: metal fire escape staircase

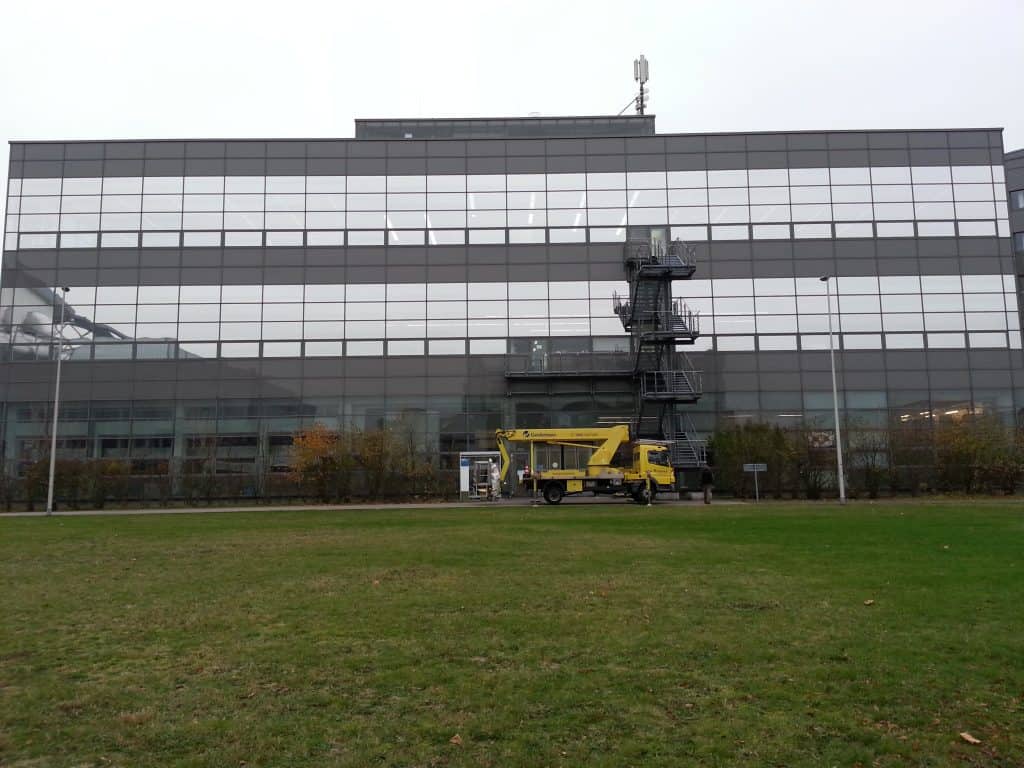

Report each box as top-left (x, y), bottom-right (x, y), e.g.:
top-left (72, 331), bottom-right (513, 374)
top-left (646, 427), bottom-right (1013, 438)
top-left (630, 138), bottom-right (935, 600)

top-left (612, 237), bottom-right (707, 470)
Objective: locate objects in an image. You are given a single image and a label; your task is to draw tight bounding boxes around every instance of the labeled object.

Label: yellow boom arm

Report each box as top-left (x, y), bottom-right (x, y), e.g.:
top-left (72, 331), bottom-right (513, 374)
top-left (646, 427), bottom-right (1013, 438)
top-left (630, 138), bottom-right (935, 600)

top-left (495, 425), bottom-right (631, 482)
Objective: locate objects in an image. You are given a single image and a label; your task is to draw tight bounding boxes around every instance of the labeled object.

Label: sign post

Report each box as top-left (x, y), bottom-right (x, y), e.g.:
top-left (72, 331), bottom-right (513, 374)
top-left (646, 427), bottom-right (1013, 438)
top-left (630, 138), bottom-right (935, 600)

top-left (743, 463), bottom-right (768, 501)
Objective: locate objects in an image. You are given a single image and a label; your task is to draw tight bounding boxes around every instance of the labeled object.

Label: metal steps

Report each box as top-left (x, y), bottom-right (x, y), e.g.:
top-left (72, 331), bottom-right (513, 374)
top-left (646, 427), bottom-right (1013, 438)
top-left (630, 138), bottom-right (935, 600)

top-left (640, 368), bottom-right (702, 403)
top-left (629, 411), bottom-right (706, 470)
top-left (620, 235), bottom-right (707, 471)
top-left (613, 295), bottom-right (700, 343)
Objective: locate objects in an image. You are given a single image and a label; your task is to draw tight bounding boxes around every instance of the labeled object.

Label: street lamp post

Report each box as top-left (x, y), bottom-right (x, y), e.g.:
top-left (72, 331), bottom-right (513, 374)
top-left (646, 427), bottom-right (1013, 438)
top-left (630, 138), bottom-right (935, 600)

top-left (820, 276), bottom-right (847, 505)
top-left (45, 287), bottom-right (70, 516)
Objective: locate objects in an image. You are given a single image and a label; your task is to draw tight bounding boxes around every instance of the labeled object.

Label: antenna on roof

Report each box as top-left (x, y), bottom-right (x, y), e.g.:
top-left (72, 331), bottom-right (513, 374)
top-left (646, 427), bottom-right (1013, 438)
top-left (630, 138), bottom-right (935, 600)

top-left (634, 55), bottom-right (650, 115)
top-left (617, 55), bottom-right (650, 116)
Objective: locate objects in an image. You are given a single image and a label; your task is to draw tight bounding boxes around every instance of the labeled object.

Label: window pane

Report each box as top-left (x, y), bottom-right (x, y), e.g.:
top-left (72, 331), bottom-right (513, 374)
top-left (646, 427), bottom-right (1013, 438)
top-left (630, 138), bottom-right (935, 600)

top-left (305, 341), bottom-right (343, 356)
top-left (387, 211), bottom-right (426, 229)
top-left (708, 187), bottom-right (748, 205)
top-left (876, 222), bottom-right (914, 237)
top-left (752, 224), bottom-right (789, 239)
top-left (830, 167), bottom-right (870, 184)
top-left (266, 231), bottom-right (303, 247)
top-left (347, 176), bottom-right (386, 192)
top-left (507, 191), bottom-right (546, 208)
top-left (668, 188), bottom-right (708, 206)
top-left (586, 172), bottom-right (625, 190)
top-left (427, 175), bottom-right (465, 192)
top-left (184, 176), bottom-right (225, 193)
top-left (927, 332), bottom-right (964, 348)
top-left (790, 167), bottom-right (829, 185)
top-left (833, 203), bottom-right (872, 221)
top-left (547, 173), bottom-right (586, 191)
top-left (388, 339), bottom-right (424, 355)
top-left (835, 222), bottom-right (873, 237)
top-left (790, 186), bottom-right (830, 204)
top-left (958, 220), bottom-right (995, 236)
top-left (707, 170), bottom-right (747, 187)
top-left (509, 228), bottom-right (546, 243)
top-left (306, 176), bottom-right (346, 193)
top-left (387, 175), bottom-right (425, 193)
top-left (871, 167), bottom-right (910, 184)
top-left (669, 207), bottom-right (709, 225)
top-left (468, 210), bottom-right (506, 227)
top-left (347, 341), bottom-right (384, 356)
top-left (428, 229), bottom-right (465, 244)
top-left (708, 225), bottom-right (749, 240)
top-left (748, 168), bottom-right (789, 186)
top-left (951, 166), bottom-right (991, 183)
top-left (263, 341), bottom-right (302, 357)
top-left (667, 170), bottom-right (707, 188)
top-left (142, 232), bottom-right (179, 248)
top-left (466, 174), bottom-right (504, 192)
top-left (793, 223), bottom-right (831, 238)
top-left (549, 228), bottom-right (585, 243)
top-left (428, 339), bottom-right (465, 355)
top-left (183, 231), bottom-right (221, 246)
top-left (885, 333), bottom-right (923, 349)
top-left (343, 193), bottom-right (381, 212)
top-left (144, 177), bottom-right (184, 194)
top-left (548, 190), bottom-right (586, 208)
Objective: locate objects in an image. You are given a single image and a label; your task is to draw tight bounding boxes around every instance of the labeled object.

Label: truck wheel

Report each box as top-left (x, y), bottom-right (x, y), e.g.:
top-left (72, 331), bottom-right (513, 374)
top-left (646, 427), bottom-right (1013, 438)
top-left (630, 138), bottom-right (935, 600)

top-left (635, 483), bottom-right (658, 504)
top-left (543, 482), bottom-right (564, 505)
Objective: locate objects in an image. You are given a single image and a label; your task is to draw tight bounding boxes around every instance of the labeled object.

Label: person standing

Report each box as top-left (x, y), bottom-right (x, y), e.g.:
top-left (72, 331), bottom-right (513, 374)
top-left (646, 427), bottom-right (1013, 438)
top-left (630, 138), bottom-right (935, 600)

top-left (489, 459), bottom-right (501, 501)
top-left (701, 465), bottom-right (714, 505)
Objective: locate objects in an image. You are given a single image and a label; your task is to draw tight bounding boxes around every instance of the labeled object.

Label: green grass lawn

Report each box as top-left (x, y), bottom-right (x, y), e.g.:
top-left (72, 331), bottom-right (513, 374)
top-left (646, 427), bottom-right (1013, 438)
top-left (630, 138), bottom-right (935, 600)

top-left (2, 502), bottom-right (1023, 767)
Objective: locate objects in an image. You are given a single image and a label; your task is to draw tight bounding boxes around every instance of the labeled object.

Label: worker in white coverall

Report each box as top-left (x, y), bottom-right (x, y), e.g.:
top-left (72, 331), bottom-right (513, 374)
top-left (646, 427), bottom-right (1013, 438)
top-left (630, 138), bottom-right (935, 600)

top-left (489, 460), bottom-right (501, 501)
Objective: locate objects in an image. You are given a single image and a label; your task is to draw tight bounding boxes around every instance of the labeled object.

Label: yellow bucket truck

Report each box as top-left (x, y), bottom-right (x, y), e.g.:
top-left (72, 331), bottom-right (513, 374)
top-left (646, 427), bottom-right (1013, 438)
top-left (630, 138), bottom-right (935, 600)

top-left (495, 425), bottom-right (675, 505)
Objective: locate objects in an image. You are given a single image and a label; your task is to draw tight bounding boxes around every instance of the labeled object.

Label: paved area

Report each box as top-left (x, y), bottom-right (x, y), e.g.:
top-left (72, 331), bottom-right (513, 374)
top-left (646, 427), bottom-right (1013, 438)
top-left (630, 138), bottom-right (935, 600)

top-left (1, 496), bottom-right (737, 517)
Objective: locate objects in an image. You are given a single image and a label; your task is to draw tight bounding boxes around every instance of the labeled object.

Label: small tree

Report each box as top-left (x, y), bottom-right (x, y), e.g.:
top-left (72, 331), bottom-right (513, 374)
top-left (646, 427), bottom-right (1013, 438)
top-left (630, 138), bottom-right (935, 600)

top-left (787, 426), bottom-right (836, 500)
top-left (290, 421), bottom-right (444, 503)
top-left (0, 461), bottom-right (17, 511)
top-left (848, 426), bottom-right (888, 499)
top-left (388, 417), bottom-right (439, 498)
top-left (83, 460), bottom-right (130, 509)
top-left (23, 458), bottom-right (49, 511)
top-left (51, 459), bottom-right (86, 509)
top-left (352, 426), bottom-right (395, 501)
top-left (888, 417), bottom-right (935, 496)
top-left (290, 423), bottom-right (343, 503)
top-left (935, 413), bottom-right (1022, 494)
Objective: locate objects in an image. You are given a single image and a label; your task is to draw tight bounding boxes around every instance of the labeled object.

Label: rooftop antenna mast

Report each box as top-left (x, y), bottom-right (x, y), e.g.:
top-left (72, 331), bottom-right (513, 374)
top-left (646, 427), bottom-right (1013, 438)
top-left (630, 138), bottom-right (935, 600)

top-left (618, 55), bottom-right (650, 116)
top-left (634, 54), bottom-right (650, 115)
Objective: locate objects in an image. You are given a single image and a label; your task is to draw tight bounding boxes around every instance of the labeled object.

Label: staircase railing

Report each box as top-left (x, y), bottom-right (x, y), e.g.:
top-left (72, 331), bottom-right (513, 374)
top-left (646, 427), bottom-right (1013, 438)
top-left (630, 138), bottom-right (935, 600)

top-left (505, 351), bottom-right (634, 377)
top-left (666, 414), bottom-right (707, 468)
top-left (623, 238), bottom-right (697, 271)
top-left (613, 295), bottom-right (700, 340)
top-left (640, 368), bottom-right (703, 400)
top-left (665, 239), bottom-right (697, 270)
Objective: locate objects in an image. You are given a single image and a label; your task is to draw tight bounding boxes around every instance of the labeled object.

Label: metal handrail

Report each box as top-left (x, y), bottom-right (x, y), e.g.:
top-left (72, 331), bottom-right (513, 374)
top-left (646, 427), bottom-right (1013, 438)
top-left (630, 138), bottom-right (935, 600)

top-left (613, 295), bottom-right (701, 339)
top-left (665, 239), bottom-right (697, 269)
top-left (634, 308), bottom-right (700, 337)
top-left (667, 413), bottom-right (707, 467)
top-left (623, 238), bottom-right (697, 270)
top-left (505, 351), bottom-right (634, 376)
top-left (612, 291), bottom-right (630, 318)
top-left (640, 368), bottom-right (704, 398)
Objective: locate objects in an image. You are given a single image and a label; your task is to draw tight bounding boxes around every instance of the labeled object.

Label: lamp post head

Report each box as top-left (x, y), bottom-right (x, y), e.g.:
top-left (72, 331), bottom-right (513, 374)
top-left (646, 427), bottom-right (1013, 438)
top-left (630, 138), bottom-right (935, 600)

top-left (819, 276), bottom-right (830, 282)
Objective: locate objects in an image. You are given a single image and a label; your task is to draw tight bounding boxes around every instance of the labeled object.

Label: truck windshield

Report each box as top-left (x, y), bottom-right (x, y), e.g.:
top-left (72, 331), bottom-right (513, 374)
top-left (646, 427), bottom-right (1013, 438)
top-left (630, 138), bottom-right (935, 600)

top-left (648, 450), bottom-right (669, 467)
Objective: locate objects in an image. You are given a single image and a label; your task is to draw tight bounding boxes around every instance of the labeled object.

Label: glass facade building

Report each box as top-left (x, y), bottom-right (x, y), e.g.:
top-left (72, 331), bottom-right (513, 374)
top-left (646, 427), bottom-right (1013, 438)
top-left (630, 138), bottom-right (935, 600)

top-left (2, 117), bottom-right (1023, 491)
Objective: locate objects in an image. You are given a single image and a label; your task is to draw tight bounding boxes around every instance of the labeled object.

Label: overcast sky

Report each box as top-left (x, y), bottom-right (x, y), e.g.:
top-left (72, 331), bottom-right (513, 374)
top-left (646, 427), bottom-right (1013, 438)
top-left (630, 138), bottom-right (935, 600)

top-left (2, 0), bottom-right (1022, 218)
